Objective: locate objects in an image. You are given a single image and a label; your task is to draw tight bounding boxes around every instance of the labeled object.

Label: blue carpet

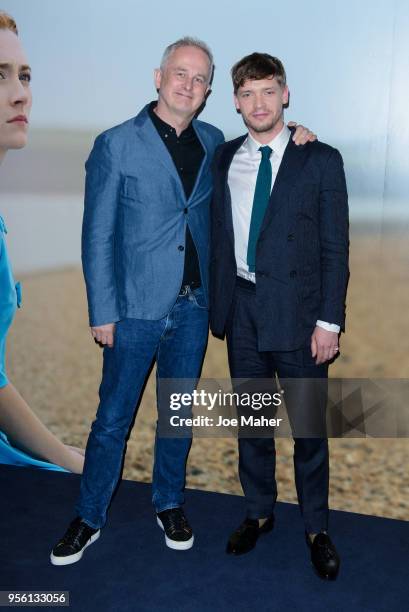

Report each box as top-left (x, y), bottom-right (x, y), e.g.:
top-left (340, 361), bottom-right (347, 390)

top-left (1, 465), bottom-right (408, 612)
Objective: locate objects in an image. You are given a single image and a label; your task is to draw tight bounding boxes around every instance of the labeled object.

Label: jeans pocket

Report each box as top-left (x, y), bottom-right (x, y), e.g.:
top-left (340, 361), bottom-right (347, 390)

top-left (190, 287), bottom-right (208, 310)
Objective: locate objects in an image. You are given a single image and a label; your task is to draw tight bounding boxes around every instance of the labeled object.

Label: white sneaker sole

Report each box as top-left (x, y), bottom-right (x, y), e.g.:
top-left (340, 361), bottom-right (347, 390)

top-left (156, 517), bottom-right (194, 550)
top-left (50, 530), bottom-right (100, 566)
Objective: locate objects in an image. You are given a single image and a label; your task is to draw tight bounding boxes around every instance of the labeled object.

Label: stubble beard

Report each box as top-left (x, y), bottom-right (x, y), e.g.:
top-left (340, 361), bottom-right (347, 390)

top-left (243, 113), bottom-right (282, 135)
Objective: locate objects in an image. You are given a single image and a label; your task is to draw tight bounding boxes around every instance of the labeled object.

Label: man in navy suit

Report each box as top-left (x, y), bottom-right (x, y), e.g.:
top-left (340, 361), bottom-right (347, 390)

top-left (210, 53), bottom-right (349, 580)
top-left (50, 40), bottom-right (314, 565)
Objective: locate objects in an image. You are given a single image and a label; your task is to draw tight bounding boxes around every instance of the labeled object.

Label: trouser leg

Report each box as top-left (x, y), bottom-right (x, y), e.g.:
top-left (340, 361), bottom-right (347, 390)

top-left (152, 288), bottom-right (209, 513)
top-left (76, 318), bottom-right (162, 528)
top-left (225, 279), bottom-right (276, 519)
top-left (274, 350), bottom-right (329, 533)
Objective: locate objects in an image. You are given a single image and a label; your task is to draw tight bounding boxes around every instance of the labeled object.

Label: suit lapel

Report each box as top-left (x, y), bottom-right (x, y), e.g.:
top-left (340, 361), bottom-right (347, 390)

top-left (217, 135), bottom-right (247, 247)
top-left (260, 138), bottom-right (310, 233)
top-left (189, 120), bottom-right (209, 204)
top-left (135, 108), bottom-right (186, 202)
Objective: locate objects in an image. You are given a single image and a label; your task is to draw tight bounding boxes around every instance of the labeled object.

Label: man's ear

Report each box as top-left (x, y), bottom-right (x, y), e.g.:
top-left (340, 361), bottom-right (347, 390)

top-left (154, 68), bottom-right (162, 92)
top-left (282, 85), bottom-right (289, 107)
top-left (234, 94), bottom-right (241, 114)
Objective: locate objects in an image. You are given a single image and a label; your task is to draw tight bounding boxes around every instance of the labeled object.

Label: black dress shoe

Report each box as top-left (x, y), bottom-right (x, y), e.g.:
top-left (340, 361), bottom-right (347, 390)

top-left (226, 516), bottom-right (274, 555)
top-left (306, 532), bottom-right (340, 580)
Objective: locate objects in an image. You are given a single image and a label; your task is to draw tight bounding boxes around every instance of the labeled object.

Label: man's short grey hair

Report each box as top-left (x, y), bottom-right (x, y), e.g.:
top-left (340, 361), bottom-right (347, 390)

top-left (160, 37), bottom-right (214, 84)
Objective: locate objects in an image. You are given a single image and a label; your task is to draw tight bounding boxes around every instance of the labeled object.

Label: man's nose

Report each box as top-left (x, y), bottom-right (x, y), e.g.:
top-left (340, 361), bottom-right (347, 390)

top-left (183, 77), bottom-right (193, 91)
top-left (254, 94), bottom-right (264, 108)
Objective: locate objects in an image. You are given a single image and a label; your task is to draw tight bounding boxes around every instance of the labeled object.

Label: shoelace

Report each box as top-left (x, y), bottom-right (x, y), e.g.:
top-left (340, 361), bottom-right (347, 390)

top-left (237, 520), bottom-right (258, 535)
top-left (166, 510), bottom-right (190, 535)
top-left (61, 521), bottom-right (90, 547)
top-left (317, 540), bottom-right (336, 562)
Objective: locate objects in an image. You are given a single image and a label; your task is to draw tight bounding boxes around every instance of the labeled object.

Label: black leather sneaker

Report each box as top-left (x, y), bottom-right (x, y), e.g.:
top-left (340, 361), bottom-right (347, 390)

top-left (50, 517), bottom-right (100, 566)
top-left (306, 531), bottom-right (340, 580)
top-left (156, 508), bottom-right (194, 550)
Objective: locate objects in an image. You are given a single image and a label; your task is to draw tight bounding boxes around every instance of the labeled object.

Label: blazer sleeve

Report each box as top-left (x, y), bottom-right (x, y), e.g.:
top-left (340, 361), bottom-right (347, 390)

top-left (318, 148), bottom-right (350, 330)
top-left (81, 133), bottom-right (121, 327)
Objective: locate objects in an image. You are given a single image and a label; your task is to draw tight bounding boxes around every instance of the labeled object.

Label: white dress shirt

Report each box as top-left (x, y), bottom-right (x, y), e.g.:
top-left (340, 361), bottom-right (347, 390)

top-left (227, 124), bottom-right (339, 334)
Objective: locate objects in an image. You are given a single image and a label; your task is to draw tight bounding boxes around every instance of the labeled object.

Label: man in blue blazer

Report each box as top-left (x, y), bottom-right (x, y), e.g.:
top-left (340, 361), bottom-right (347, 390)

top-left (50, 37), bottom-right (224, 564)
top-left (210, 53), bottom-right (349, 580)
top-left (50, 40), bottom-right (314, 565)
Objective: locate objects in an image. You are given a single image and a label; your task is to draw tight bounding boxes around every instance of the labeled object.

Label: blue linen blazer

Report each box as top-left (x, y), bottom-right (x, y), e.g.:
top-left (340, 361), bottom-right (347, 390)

top-left (82, 105), bottom-right (224, 326)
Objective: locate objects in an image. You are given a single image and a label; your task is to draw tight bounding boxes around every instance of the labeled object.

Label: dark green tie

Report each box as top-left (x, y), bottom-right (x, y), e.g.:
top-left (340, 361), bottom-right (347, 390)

top-left (247, 145), bottom-right (272, 273)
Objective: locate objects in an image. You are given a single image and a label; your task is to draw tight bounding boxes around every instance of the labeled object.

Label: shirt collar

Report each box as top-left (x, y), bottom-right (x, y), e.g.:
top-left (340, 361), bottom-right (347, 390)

top-left (245, 123), bottom-right (291, 159)
top-left (148, 101), bottom-right (194, 140)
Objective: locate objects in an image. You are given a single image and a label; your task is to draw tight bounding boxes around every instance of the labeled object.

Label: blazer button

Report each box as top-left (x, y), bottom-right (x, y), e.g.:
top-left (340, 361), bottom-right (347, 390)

top-left (287, 233), bottom-right (295, 241)
top-left (178, 245), bottom-right (185, 251)
top-left (289, 270), bottom-right (297, 278)
top-left (184, 208), bottom-right (188, 214)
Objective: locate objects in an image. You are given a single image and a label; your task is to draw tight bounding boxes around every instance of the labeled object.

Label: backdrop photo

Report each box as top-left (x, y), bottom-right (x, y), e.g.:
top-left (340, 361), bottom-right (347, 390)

top-left (1, 0), bottom-right (408, 588)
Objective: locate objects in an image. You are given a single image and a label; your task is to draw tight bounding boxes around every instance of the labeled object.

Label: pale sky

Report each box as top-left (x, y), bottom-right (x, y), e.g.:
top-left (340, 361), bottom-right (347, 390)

top-left (2, 0), bottom-right (409, 210)
top-left (1, 0), bottom-right (397, 135)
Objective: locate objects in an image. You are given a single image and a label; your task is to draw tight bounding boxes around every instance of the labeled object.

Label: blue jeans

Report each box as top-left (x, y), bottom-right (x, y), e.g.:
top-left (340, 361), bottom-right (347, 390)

top-left (76, 286), bottom-right (209, 529)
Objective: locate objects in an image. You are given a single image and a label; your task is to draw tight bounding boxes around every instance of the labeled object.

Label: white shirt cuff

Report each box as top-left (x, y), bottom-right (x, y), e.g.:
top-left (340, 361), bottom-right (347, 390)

top-left (316, 320), bottom-right (340, 333)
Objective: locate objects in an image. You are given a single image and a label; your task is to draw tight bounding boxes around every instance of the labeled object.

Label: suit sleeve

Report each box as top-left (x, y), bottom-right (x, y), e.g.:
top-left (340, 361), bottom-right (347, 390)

top-left (318, 148), bottom-right (349, 331)
top-left (81, 133), bottom-right (121, 327)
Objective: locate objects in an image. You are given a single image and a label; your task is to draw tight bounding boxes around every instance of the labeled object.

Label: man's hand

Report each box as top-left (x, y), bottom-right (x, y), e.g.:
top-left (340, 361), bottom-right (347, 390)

top-left (311, 326), bottom-right (339, 365)
top-left (287, 121), bottom-right (317, 145)
top-left (91, 323), bottom-right (116, 348)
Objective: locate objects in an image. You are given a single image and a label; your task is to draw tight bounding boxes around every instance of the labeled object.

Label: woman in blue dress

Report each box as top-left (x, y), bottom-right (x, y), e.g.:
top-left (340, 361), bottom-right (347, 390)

top-left (0, 12), bottom-right (84, 473)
